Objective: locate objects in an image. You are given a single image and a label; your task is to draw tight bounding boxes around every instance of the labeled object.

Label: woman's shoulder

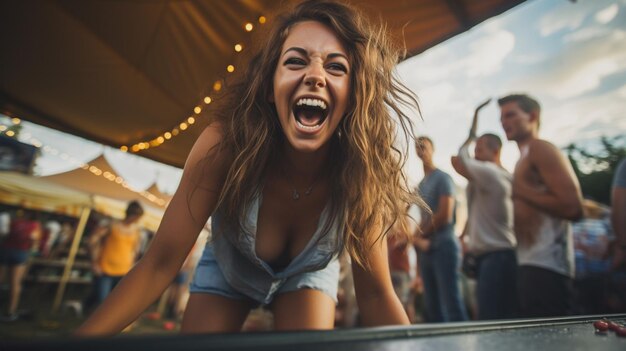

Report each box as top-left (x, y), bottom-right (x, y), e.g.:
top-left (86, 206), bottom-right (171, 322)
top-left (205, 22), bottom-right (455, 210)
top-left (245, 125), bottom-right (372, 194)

top-left (178, 122), bottom-right (233, 192)
top-left (184, 122), bottom-right (231, 170)
top-left (192, 123), bottom-right (226, 153)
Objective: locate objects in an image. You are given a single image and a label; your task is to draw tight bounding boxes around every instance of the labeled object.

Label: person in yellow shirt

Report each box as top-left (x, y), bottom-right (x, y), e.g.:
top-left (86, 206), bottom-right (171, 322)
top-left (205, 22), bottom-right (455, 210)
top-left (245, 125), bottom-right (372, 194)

top-left (88, 201), bottom-right (144, 305)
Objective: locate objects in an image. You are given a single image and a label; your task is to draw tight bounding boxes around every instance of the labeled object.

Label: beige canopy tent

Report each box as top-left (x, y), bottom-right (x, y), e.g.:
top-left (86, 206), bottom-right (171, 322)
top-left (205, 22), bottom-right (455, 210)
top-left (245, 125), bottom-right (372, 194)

top-left (0, 171), bottom-right (92, 216)
top-left (41, 154), bottom-right (168, 232)
top-left (0, 0), bottom-right (526, 169)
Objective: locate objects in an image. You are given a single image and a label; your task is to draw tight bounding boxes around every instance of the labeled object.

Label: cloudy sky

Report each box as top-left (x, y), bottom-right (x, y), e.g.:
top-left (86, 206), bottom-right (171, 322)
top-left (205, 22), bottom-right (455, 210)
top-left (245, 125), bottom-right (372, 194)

top-left (399, 0), bottom-right (626, 187)
top-left (2, 0), bottom-right (625, 194)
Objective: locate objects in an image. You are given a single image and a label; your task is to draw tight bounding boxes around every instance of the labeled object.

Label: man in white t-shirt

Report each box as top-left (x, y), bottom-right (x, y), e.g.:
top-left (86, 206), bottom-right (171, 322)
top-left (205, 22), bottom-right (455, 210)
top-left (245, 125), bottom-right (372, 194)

top-left (452, 99), bottom-right (518, 320)
top-left (499, 94), bottom-right (583, 318)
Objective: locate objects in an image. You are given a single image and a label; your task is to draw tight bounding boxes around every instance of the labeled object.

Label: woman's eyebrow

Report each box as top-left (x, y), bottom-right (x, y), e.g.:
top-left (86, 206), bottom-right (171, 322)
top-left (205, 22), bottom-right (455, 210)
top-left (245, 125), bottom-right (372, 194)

top-left (327, 53), bottom-right (348, 61)
top-left (282, 47), bottom-right (348, 61)
top-left (283, 47), bottom-right (307, 57)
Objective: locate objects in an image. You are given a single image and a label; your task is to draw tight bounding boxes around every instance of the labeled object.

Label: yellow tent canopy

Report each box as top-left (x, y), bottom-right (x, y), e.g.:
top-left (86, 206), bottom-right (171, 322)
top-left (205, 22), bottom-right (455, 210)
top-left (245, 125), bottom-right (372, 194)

top-left (0, 171), bottom-right (91, 217)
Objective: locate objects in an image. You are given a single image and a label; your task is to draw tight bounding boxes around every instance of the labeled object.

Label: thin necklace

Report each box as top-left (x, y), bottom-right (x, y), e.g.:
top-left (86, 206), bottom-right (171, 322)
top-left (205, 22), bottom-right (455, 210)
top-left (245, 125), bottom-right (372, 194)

top-left (280, 161), bottom-right (318, 201)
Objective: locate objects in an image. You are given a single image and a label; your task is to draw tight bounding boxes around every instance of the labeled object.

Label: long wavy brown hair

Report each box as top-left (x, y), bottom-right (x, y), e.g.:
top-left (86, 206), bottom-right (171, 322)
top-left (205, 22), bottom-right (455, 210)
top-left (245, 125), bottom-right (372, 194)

top-left (208, 0), bottom-right (421, 268)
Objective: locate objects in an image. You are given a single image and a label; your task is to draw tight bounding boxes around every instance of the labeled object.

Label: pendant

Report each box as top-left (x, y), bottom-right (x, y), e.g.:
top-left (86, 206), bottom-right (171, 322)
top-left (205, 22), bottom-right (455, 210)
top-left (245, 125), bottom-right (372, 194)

top-left (292, 189), bottom-right (300, 200)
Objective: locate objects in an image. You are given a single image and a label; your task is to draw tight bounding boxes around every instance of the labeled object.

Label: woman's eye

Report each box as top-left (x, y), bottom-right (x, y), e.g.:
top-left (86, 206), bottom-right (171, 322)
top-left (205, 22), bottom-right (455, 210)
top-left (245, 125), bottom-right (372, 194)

top-left (327, 63), bottom-right (348, 73)
top-left (284, 57), bottom-right (306, 66)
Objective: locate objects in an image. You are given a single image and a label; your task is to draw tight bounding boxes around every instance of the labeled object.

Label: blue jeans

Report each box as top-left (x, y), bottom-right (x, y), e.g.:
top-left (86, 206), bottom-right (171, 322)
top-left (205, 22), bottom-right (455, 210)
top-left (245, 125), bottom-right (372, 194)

top-left (94, 274), bottom-right (123, 305)
top-left (476, 249), bottom-right (518, 320)
top-left (418, 235), bottom-right (468, 322)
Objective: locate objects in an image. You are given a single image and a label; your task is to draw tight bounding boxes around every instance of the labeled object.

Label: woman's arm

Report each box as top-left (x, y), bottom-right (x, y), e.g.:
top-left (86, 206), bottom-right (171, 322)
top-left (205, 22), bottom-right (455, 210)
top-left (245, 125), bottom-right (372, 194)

top-left (76, 124), bottom-right (230, 336)
top-left (352, 236), bottom-right (410, 326)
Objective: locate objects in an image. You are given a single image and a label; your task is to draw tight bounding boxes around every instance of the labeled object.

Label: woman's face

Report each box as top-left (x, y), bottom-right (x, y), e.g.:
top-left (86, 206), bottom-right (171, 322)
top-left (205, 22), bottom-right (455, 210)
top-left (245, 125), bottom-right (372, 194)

top-left (272, 20), bottom-right (351, 154)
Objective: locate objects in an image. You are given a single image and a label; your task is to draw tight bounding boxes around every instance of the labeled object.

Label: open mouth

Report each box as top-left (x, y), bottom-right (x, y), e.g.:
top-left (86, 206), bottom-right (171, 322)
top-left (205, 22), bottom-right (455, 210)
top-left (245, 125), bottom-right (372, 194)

top-left (292, 98), bottom-right (329, 131)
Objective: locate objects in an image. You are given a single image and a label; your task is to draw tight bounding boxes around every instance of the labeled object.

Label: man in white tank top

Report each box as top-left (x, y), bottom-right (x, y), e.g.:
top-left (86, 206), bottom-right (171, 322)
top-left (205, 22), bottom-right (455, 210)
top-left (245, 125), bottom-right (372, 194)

top-left (498, 94), bottom-right (583, 318)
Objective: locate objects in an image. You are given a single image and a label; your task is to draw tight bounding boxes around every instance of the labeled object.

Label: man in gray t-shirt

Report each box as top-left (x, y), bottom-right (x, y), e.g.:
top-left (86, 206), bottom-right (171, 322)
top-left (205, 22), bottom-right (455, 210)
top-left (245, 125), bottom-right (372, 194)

top-left (452, 99), bottom-right (517, 320)
top-left (414, 136), bottom-right (468, 322)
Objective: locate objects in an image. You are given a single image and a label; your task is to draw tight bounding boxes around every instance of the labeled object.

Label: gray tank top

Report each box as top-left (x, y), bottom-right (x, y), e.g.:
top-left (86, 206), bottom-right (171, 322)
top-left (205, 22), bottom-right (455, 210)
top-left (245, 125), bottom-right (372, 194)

top-left (211, 192), bottom-right (343, 304)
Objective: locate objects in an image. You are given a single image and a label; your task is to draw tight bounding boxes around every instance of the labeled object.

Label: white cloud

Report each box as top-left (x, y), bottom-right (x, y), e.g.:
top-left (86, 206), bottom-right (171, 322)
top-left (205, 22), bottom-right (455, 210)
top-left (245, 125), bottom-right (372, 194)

top-left (595, 4), bottom-right (619, 24)
top-left (398, 45), bottom-right (461, 84)
top-left (617, 83), bottom-right (626, 98)
top-left (539, 0), bottom-right (623, 37)
top-left (399, 26), bottom-right (515, 85)
top-left (465, 30), bottom-right (515, 77)
top-left (541, 88), bottom-right (626, 147)
top-left (513, 53), bottom-right (548, 65)
top-left (511, 28), bottom-right (626, 101)
top-left (539, 4), bottom-right (586, 37)
top-left (564, 26), bottom-right (610, 43)
top-left (416, 82), bottom-right (456, 114)
top-left (552, 57), bottom-right (622, 99)
top-left (400, 29), bottom-right (515, 85)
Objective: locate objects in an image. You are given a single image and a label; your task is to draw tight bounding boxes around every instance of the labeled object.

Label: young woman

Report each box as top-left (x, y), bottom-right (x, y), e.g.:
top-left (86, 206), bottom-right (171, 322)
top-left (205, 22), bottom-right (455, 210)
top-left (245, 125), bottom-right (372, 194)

top-left (77, 0), bottom-right (420, 335)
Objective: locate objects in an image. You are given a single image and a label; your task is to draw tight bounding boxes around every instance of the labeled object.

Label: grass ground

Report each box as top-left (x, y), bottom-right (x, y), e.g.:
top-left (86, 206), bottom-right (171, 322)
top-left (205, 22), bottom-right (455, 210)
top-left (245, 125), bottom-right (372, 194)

top-left (0, 282), bottom-right (180, 339)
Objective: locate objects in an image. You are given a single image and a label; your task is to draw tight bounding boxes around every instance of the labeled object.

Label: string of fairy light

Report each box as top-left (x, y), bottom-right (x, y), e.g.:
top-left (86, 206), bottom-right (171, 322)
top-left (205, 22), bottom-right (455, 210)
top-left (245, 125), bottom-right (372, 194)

top-left (0, 118), bottom-right (167, 207)
top-left (121, 15), bottom-right (267, 154)
top-left (0, 14), bottom-right (268, 205)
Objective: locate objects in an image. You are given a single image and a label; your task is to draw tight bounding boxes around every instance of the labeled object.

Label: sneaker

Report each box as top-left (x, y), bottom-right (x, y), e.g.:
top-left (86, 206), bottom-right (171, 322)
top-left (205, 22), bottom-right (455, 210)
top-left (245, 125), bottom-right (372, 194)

top-left (0, 313), bottom-right (18, 322)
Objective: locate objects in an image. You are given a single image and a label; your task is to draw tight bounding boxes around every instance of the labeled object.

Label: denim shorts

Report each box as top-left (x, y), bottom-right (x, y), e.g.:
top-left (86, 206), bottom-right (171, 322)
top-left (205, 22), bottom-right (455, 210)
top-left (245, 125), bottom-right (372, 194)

top-left (0, 248), bottom-right (29, 266)
top-left (189, 244), bottom-right (339, 304)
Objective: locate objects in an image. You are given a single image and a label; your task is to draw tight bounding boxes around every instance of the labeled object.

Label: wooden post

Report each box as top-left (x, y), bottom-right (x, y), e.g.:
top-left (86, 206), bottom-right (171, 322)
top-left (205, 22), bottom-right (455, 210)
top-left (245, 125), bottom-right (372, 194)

top-left (52, 206), bottom-right (91, 313)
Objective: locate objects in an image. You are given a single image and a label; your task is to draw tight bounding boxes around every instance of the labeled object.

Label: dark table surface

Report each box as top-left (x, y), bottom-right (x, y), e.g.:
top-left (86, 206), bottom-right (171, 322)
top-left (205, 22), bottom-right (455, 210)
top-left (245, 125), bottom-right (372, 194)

top-left (3, 314), bottom-right (625, 351)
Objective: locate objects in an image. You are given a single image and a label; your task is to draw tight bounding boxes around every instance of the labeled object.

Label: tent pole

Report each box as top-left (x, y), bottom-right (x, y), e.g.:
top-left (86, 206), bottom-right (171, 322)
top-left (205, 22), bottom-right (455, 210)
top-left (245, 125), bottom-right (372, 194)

top-left (52, 206), bottom-right (92, 313)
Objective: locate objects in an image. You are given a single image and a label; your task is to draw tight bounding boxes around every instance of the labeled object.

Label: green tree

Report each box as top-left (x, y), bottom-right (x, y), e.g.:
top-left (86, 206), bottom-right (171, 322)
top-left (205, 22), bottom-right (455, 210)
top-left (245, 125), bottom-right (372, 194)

top-left (566, 135), bottom-right (626, 205)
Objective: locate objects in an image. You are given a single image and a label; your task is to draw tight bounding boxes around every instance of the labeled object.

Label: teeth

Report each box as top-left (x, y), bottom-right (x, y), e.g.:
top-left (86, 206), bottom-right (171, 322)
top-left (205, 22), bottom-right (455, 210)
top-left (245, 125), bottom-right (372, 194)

top-left (296, 98), bottom-right (327, 110)
top-left (296, 120), bottom-right (323, 130)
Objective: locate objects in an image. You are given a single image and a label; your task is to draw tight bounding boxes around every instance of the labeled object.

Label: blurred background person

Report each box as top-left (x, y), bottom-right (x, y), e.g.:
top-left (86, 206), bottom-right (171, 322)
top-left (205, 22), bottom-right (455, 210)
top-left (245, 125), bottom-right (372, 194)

top-left (0, 209), bottom-right (10, 242)
top-left (499, 94), bottom-right (583, 318)
top-left (572, 199), bottom-right (612, 314)
top-left (38, 215), bottom-right (62, 259)
top-left (414, 136), bottom-right (468, 322)
top-left (608, 158), bottom-right (626, 313)
top-left (335, 252), bottom-right (357, 328)
top-left (452, 99), bottom-right (518, 320)
top-left (87, 201), bottom-right (144, 307)
top-left (387, 211), bottom-right (417, 322)
top-left (0, 210), bottom-right (41, 322)
top-left (611, 158), bottom-right (626, 271)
